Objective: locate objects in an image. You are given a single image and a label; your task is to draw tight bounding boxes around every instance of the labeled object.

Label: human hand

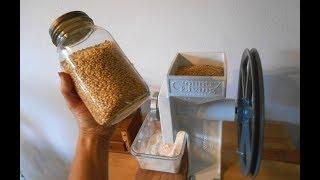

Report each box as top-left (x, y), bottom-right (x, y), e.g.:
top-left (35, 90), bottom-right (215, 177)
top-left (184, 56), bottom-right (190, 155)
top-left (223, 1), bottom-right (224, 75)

top-left (58, 72), bottom-right (115, 141)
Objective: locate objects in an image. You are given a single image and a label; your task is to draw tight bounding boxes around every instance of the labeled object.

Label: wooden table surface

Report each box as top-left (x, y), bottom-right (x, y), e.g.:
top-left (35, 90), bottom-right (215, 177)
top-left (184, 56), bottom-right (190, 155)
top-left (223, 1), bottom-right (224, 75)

top-left (108, 121), bottom-right (300, 180)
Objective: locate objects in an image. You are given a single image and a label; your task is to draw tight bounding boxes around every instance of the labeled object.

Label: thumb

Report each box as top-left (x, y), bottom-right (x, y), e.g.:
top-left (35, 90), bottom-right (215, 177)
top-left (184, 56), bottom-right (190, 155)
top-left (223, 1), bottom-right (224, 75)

top-left (58, 72), bottom-right (82, 109)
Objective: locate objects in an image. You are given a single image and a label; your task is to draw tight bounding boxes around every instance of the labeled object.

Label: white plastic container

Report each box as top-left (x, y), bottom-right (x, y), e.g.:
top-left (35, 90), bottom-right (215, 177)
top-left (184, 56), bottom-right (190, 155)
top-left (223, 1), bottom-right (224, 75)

top-left (130, 113), bottom-right (187, 173)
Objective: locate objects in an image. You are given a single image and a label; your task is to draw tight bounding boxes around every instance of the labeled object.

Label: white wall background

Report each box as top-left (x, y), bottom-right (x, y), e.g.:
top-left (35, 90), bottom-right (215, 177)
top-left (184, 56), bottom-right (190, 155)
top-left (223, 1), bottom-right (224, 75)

top-left (20, 0), bottom-right (300, 179)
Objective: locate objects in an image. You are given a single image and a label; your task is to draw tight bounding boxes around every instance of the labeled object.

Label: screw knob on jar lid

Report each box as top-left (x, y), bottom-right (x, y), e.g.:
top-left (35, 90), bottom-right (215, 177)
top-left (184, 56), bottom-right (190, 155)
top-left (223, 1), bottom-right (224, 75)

top-left (49, 11), bottom-right (94, 46)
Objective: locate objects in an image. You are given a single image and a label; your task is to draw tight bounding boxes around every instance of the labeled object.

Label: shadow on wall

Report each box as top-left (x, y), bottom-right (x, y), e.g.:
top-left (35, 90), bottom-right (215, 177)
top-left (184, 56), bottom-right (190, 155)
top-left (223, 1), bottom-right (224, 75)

top-left (20, 112), bottom-right (69, 180)
top-left (264, 50), bottom-right (300, 149)
top-left (264, 67), bottom-right (300, 149)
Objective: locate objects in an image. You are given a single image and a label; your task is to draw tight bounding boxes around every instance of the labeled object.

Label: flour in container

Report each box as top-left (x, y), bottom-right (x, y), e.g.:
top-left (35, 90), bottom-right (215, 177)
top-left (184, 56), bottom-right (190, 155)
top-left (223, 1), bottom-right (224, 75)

top-left (144, 131), bottom-right (186, 157)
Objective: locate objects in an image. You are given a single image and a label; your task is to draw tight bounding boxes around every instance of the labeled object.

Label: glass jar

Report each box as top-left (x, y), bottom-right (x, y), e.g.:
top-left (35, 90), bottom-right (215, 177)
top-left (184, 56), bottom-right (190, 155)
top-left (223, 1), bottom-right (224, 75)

top-left (49, 11), bottom-right (149, 126)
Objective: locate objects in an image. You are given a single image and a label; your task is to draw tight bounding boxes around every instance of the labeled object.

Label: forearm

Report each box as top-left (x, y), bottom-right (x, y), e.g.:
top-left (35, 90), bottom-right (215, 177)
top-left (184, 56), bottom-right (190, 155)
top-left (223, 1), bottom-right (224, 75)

top-left (69, 133), bottom-right (110, 180)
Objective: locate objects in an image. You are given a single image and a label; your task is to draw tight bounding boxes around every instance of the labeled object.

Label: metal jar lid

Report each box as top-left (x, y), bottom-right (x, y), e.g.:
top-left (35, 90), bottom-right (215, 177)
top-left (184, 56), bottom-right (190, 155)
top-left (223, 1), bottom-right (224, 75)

top-left (49, 11), bottom-right (94, 46)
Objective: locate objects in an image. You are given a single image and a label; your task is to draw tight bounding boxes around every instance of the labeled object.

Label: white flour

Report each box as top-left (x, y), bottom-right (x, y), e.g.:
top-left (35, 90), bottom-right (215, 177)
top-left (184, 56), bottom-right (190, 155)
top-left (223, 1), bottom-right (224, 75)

top-left (144, 131), bottom-right (185, 157)
top-left (133, 115), bottom-right (186, 173)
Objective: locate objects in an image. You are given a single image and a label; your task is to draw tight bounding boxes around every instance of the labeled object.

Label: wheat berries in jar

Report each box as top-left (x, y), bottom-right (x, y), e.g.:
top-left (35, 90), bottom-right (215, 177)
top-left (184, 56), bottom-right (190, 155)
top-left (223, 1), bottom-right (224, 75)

top-left (49, 11), bottom-right (149, 126)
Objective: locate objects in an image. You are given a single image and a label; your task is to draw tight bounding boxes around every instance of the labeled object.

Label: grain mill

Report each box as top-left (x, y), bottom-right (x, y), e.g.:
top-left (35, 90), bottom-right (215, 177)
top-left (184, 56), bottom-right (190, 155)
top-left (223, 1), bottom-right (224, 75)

top-left (155, 49), bottom-right (265, 179)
